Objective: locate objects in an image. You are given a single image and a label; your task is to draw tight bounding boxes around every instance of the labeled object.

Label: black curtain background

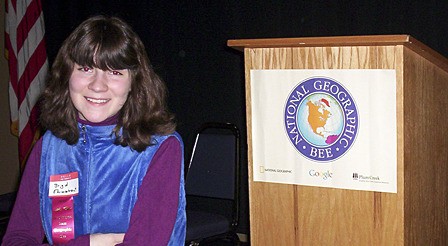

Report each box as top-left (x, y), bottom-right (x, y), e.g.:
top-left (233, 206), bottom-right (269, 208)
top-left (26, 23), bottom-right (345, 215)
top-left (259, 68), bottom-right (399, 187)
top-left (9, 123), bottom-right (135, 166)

top-left (42, 0), bottom-right (448, 236)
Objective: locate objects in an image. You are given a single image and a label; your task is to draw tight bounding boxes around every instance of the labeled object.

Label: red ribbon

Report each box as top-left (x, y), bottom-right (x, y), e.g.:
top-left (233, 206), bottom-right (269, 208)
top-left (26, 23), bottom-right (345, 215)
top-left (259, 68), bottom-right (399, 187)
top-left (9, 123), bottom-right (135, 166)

top-left (51, 196), bottom-right (75, 244)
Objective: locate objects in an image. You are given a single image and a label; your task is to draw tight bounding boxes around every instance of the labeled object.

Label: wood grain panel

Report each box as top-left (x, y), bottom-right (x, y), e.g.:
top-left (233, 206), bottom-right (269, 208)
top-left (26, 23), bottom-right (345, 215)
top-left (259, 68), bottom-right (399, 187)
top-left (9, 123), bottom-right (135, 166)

top-left (228, 35), bottom-right (448, 73)
top-left (403, 47), bottom-right (448, 245)
top-left (245, 48), bottom-right (298, 245)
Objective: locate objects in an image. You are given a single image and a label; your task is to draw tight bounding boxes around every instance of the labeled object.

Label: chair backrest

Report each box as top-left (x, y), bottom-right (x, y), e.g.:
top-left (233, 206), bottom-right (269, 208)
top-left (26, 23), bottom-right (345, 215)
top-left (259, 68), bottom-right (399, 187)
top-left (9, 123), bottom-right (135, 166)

top-left (185, 122), bottom-right (240, 223)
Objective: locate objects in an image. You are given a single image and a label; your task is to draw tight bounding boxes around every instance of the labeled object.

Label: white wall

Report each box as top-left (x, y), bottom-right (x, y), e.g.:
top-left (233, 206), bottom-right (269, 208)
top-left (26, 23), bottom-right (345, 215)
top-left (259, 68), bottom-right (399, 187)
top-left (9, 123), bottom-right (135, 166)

top-left (0, 0), bottom-right (21, 195)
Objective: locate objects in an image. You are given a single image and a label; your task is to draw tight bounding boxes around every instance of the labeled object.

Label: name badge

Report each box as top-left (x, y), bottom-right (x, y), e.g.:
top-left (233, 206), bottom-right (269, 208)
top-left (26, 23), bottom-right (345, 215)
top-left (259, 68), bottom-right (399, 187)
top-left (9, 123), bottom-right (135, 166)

top-left (49, 172), bottom-right (79, 197)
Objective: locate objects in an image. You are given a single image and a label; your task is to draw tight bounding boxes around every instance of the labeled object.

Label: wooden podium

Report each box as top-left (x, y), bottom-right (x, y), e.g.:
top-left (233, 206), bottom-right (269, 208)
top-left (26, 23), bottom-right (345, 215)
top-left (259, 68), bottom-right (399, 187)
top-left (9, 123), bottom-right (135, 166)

top-left (228, 35), bottom-right (448, 245)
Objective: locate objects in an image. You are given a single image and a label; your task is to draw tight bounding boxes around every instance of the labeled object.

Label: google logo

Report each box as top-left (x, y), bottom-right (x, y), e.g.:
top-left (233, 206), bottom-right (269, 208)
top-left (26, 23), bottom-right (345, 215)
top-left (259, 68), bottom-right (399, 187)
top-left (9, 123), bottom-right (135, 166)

top-left (309, 170), bottom-right (333, 180)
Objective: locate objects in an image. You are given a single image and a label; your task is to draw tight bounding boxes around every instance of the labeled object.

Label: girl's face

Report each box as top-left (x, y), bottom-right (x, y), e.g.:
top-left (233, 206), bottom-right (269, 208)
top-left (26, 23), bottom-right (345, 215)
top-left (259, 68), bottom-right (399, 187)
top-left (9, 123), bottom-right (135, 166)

top-left (69, 64), bottom-right (132, 123)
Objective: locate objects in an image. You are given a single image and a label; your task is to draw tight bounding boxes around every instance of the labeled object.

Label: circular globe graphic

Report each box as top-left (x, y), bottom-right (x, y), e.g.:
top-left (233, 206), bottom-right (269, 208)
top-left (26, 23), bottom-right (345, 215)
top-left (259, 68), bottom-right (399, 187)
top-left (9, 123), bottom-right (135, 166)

top-left (284, 77), bottom-right (359, 162)
top-left (297, 93), bottom-right (344, 147)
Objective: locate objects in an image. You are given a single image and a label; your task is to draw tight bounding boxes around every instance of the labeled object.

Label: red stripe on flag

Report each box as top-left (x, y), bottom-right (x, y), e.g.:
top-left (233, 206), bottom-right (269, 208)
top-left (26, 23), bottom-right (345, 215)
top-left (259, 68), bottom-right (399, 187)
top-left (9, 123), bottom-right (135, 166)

top-left (5, 0), bottom-right (18, 14)
top-left (5, 32), bottom-right (18, 96)
top-left (16, 0), bottom-right (42, 51)
top-left (18, 106), bottom-right (40, 167)
top-left (17, 39), bottom-right (47, 105)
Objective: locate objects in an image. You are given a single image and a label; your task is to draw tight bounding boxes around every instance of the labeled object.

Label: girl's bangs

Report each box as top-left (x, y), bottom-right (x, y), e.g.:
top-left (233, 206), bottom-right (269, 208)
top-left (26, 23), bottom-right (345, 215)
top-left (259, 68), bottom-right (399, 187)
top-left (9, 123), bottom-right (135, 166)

top-left (70, 31), bottom-right (138, 71)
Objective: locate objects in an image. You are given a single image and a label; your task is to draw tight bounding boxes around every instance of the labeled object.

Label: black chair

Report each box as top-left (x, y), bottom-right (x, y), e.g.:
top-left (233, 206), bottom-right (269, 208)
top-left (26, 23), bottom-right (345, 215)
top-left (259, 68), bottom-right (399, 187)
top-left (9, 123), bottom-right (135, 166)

top-left (185, 122), bottom-right (240, 246)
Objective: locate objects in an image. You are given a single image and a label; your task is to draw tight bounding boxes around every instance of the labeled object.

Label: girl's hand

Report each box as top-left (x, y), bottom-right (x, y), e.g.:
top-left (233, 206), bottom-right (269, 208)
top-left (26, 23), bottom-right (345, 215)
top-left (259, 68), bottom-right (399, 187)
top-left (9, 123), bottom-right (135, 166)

top-left (90, 233), bottom-right (125, 246)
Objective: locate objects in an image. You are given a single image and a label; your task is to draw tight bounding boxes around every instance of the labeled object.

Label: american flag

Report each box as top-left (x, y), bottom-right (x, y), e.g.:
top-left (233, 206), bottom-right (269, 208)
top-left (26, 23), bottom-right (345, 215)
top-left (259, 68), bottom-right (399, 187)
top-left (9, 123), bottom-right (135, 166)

top-left (5, 0), bottom-right (48, 171)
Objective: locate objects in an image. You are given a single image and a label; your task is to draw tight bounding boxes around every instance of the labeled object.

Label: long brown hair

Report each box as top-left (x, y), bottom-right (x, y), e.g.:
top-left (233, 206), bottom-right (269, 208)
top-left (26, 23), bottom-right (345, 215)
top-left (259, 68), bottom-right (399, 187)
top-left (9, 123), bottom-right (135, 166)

top-left (40, 15), bottom-right (175, 151)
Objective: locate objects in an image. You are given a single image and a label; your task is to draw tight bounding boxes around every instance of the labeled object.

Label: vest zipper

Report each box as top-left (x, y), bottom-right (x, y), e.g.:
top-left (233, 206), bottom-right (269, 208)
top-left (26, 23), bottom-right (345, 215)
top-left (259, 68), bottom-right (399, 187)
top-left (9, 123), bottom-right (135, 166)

top-left (81, 125), bottom-right (87, 144)
top-left (80, 123), bottom-right (91, 231)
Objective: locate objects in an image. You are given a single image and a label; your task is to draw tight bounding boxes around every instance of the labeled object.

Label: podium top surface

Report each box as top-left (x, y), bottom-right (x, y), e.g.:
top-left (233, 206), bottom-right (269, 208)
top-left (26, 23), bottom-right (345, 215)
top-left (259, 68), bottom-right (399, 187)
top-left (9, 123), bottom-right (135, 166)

top-left (228, 35), bottom-right (416, 50)
top-left (228, 35), bottom-right (448, 72)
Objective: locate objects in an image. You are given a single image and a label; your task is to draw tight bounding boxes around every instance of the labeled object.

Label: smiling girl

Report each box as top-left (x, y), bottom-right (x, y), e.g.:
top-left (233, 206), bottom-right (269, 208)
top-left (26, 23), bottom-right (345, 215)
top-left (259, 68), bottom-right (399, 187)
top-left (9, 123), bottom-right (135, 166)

top-left (2, 16), bottom-right (186, 246)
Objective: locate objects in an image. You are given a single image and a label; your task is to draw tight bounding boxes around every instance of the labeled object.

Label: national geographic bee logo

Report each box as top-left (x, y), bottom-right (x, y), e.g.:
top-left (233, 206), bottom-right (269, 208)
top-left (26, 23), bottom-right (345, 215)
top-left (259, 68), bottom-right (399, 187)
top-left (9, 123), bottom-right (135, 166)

top-left (284, 77), bottom-right (359, 162)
